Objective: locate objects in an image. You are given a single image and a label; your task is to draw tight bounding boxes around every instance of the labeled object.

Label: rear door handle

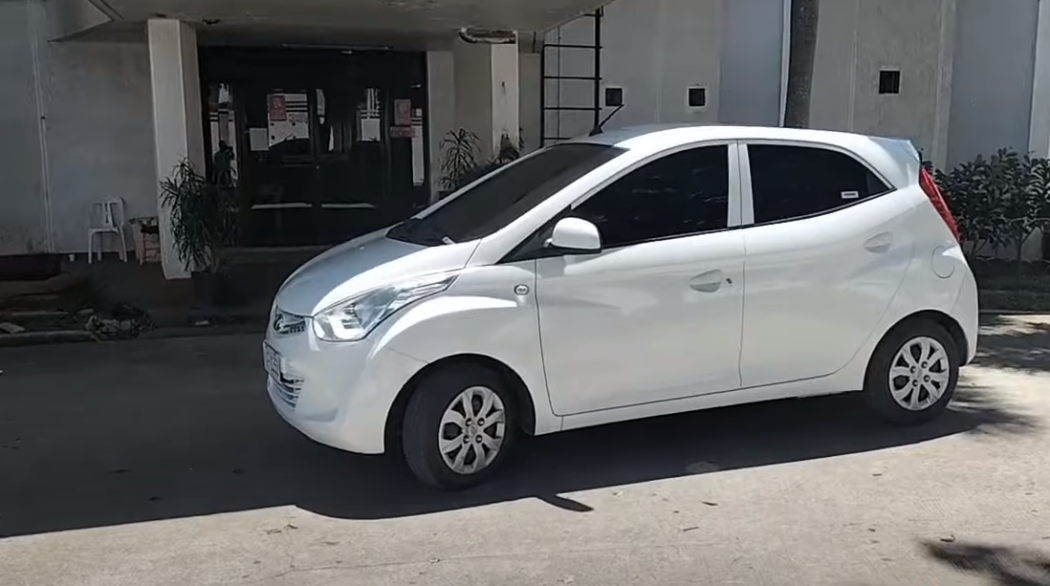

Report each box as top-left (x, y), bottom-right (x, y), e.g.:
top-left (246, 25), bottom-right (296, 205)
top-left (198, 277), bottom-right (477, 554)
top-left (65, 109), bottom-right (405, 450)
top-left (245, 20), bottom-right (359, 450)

top-left (689, 270), bottom-right (724, 293)
top-left (864, 232), bottom-right (893, 253)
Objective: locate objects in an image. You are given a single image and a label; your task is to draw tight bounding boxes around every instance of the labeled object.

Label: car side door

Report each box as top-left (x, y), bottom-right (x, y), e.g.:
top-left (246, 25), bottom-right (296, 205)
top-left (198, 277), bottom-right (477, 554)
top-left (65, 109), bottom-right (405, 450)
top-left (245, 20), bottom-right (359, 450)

top-left (529, 143), bottom-right (746, 416)
top-left (738, 142), bottom-right (914, 388)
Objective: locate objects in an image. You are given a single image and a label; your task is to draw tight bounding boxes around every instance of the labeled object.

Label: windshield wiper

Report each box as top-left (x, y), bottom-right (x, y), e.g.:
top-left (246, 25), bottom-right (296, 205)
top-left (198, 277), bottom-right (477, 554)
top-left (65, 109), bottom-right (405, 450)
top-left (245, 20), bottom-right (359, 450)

top-left (387, 218), bottom-right (417, 241)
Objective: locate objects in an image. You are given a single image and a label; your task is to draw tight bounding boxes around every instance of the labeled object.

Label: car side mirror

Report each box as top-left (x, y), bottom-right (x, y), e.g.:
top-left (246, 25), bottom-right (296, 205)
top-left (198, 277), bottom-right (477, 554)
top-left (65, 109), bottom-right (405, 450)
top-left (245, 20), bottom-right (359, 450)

top-left (545, 218), bottom-right (602, 254)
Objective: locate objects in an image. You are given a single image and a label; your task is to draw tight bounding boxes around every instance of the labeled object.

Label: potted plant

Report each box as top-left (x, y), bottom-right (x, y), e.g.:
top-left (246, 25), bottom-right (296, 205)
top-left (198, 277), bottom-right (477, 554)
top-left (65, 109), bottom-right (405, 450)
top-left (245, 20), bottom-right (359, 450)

top-left (438, 129), bottom-right (522, 198)
top-left (160, 160), bottom-right (238, 307)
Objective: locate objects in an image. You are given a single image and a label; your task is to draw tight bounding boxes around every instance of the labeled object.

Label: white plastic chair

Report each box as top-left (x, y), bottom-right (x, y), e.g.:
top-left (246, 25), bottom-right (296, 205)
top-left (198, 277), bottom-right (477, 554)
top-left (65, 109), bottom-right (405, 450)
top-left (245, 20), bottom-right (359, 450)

top-left (87, 198), bottom-right (128, 263)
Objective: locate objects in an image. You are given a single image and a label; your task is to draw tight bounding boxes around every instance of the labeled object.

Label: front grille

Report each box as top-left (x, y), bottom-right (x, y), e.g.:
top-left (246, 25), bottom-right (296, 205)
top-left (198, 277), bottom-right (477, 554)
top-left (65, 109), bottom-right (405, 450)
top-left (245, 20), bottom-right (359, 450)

top-left (272, 377), bottom-right (302, 408)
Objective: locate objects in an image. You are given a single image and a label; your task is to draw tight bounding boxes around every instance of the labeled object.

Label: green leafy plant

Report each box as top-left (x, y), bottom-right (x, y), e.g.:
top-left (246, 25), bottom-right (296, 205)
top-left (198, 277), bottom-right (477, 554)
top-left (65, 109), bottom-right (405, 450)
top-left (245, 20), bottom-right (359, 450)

top-left (439, 129), bottom-right (522, 195)
top-left (938, 157), bottom-right (1001, 256)
top-left (159, 160), bottom-right (237, 274)
top-left (1022, 157), bottom-right (1050, 267)
top-left (931, 147), bottom-right (1050, 281)
top-left (439, 129), bottom-right (483, 192)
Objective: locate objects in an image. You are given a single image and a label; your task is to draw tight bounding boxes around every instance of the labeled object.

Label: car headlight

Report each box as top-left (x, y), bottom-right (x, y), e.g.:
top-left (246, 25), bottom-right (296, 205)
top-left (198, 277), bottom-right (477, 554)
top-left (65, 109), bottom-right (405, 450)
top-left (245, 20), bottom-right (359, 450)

top-left (312, 271), bottom-right (459, 342)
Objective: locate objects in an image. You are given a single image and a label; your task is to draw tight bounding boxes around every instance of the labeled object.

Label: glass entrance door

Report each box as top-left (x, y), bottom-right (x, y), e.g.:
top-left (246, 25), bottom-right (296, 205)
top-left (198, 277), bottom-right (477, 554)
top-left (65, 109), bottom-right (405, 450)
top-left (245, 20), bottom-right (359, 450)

top-left (314, 85), bottom-right (389, 243)
top-left (241, 85), bottom-right (317, 246)
top-left (201, 48), bottom-right (430, 248)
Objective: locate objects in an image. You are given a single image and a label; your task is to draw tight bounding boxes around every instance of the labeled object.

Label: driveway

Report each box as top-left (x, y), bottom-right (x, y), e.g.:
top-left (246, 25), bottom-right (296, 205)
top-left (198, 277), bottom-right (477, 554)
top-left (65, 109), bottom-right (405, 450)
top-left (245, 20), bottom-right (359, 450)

top-left (1, 316), bottom-right (1049, 586)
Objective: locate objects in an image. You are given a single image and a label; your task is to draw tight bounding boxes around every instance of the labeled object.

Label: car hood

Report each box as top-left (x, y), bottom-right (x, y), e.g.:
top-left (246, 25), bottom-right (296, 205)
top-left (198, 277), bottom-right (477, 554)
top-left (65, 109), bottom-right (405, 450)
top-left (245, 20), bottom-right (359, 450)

top-left (275, 228), bottom-right (478, 316)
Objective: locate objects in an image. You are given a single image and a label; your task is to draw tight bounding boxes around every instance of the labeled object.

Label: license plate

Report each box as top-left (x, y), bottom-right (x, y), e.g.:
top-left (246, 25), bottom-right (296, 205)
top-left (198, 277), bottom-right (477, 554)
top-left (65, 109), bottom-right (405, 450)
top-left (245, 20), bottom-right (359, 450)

top-left (263, 343), bottom-right (281, 380)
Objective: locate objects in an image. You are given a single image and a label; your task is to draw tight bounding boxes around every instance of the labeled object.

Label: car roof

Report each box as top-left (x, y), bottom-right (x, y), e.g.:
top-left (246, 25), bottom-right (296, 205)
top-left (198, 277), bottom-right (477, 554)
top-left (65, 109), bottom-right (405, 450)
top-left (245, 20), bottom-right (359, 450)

top-left (574, 123), bottom-right (901, 150)
top-left (571, 124), bottom-right (921, 188)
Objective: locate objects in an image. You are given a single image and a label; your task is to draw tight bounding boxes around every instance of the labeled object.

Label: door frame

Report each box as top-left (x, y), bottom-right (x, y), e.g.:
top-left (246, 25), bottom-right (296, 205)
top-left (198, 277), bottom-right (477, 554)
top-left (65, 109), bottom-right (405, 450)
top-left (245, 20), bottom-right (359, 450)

top-left (198, 47), bottom-right (431, 247)
top-left (527, 141), bottom-right (747, 415)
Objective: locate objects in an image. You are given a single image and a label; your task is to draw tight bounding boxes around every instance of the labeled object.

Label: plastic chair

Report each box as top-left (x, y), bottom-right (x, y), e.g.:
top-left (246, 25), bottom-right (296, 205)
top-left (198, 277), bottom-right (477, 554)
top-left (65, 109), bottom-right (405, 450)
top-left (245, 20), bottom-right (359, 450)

top-left (87, 198), bottom-right (128, 263)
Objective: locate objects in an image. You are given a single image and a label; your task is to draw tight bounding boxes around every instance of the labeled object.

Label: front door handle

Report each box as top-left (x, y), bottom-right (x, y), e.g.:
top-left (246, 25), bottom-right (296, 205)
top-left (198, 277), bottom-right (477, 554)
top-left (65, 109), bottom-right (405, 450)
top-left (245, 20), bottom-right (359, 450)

top-left (690, 270), bottom-right (724, 293)
top-left (864, 232), bottom-right (893, 253)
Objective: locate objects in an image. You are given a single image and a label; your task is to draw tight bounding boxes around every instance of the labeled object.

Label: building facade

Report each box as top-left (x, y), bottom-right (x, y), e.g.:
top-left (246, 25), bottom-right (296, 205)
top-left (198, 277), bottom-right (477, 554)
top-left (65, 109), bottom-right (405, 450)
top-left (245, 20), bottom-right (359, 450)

top-left (2, 0), bottom-right (1049, 276)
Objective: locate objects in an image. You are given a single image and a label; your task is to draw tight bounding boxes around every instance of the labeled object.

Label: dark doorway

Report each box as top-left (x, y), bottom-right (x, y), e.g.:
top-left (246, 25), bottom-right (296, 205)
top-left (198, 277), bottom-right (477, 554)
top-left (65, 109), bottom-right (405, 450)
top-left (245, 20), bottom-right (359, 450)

top-left (200, 48), bottom-right (430, 247)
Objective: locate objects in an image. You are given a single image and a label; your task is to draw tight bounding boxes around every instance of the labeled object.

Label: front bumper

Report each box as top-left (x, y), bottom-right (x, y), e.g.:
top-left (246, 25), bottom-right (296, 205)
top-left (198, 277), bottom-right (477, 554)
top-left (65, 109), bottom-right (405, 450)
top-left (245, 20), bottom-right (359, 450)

top-left (264, 323), bottom-right (426, 455)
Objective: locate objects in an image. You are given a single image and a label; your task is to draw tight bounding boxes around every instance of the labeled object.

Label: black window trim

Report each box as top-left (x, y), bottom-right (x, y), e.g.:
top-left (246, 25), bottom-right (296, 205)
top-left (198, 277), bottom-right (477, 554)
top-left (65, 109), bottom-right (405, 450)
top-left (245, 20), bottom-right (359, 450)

top-left (739, 140), bottom-right (897, 229)
top-left (501, 140), bottom-right (740, 264)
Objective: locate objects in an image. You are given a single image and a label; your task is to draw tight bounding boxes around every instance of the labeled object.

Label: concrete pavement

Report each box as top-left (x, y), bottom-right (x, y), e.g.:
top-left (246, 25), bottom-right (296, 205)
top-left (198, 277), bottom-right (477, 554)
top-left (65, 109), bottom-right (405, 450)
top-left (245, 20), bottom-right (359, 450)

top-left (1, 315), bottom-right (1049, 585)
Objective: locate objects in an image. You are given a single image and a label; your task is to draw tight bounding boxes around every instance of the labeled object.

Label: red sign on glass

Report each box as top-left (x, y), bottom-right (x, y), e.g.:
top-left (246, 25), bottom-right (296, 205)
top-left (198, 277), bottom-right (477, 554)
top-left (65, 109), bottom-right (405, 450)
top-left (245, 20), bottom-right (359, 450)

top-left (268, 95), bottom-right (287, 122)
top-left (394, 99), bottom-right (412, 126)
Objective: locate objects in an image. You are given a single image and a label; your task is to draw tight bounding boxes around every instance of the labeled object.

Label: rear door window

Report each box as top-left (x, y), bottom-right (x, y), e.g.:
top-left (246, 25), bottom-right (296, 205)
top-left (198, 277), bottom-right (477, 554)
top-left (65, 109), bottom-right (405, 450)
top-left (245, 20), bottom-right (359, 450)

top-left (747, 144), bottom-right (891, 225)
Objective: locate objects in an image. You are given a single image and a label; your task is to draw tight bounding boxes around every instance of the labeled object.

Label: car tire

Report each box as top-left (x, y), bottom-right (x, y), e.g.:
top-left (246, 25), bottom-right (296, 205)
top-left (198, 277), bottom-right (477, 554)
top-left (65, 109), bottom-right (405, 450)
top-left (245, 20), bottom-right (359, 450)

top-left (401, 364), bottom-right (518, 490)
top-left (864, 319), bottom-right (960, 425)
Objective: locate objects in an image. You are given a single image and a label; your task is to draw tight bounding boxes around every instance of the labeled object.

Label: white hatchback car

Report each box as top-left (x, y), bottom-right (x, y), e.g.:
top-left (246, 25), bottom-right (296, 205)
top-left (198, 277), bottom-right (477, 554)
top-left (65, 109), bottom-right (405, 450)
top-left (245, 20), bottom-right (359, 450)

top-left (265, 124), bottom-right (978, 489)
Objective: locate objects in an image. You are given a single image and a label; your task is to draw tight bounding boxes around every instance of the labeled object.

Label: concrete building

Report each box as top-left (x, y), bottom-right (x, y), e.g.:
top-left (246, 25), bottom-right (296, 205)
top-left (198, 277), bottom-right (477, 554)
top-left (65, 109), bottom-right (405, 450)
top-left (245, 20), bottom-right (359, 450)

top-left (2, 0), bottom-right (1049, 278)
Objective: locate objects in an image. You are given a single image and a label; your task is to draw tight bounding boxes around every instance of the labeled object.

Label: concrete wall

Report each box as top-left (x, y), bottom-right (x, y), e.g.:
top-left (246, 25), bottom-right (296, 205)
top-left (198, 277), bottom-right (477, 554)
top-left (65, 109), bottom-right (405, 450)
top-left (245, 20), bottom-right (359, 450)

top-left (0, 0), bottom-right (49, 254)
top-left (426, 50), bottom-right (455, 198)
top-left (810, 0), bottom-right (955, 168)
top-left (948, 0), bottom-right (1042, 261)
top-left (719, 0), bottom-right (787, 127)
top-left (539, 0), bottom-right (725, 142)
top-left (0, 0), bottom-right (155, 256)
top-left (518, 52), bottom-right (542, 153)
top-left (424, 48), bottom-right (529, 195)
top-left (46, 40), bottom-right (157, 254)
top-left (947, 0), bottom-right (1040, 166)
top-left (3, 0), bottom-right (1045, 257)
top-left (45, 0), bottom-right (110, 40)
top-left (533, 0), bottom-right (786, 144)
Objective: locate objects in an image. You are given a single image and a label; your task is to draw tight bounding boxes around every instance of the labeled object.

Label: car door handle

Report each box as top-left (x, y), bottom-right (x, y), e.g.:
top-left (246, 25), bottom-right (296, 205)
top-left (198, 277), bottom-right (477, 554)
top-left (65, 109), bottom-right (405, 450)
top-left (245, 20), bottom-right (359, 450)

top-left (864, 232), bottom-right (893, 253)
top-left (689, 270), bottom-right (724, 293)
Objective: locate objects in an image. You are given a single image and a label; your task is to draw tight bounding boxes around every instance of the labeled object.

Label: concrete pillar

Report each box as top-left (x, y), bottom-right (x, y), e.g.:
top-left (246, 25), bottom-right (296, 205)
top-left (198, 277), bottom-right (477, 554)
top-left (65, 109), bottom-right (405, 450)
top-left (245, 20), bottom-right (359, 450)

top-left (1030, 0), bottom-right (1050, 158)
top-left (453, 39), bottom-right (520, 159)
top-left (147, 18), bottom-right (204, 280)
top-left (426, 50), bottom-right (455, 201)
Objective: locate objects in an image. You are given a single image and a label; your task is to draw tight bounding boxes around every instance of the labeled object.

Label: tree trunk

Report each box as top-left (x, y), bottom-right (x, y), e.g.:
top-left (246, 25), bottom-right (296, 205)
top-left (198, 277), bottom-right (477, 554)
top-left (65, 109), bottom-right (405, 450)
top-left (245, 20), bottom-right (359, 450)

top-left (1017, 229), bottom-right (1027, 285)
top-left (784, 0), bottom-right (821, 128)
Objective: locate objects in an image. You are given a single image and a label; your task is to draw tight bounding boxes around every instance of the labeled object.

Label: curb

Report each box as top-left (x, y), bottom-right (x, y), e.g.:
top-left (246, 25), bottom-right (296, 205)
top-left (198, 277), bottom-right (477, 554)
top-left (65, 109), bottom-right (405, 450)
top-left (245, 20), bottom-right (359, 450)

top-left (979, 309), bottom-right (1050, 315)
top-left (0, 322), bottom-right (265, 348)
top-left (138, 323), bottom-right (264, 341)
top-left (0, 330), bottom-right (95, 348)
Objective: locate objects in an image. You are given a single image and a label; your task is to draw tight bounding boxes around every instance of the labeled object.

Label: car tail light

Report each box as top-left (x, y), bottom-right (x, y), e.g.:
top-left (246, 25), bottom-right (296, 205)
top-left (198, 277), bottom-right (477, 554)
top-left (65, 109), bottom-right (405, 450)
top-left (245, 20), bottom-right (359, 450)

top-left (919, 167), bottom-right (960, 242)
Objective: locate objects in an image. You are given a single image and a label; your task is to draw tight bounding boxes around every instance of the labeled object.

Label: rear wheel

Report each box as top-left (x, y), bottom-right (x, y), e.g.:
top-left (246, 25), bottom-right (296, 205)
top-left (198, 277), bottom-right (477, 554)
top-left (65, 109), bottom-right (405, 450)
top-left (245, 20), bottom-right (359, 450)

top-left (864, 320), bottom-right (960, 424)
top-left (401, 364), bottom-right (518, 490)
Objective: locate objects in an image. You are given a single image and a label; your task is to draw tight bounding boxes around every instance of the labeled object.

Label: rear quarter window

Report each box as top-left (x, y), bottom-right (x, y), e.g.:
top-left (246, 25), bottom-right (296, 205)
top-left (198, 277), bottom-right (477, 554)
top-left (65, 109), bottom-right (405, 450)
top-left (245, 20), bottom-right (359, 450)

top-left (747, 144), bottom-right (892, 225)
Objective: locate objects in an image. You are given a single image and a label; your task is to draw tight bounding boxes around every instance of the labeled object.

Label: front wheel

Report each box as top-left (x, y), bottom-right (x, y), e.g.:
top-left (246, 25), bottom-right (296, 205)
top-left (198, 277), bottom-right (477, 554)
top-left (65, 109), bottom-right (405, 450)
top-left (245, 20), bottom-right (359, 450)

top-left (401, 364), bottom-right (518, 490)
top-left (864, 320), bottom-right (960, 425)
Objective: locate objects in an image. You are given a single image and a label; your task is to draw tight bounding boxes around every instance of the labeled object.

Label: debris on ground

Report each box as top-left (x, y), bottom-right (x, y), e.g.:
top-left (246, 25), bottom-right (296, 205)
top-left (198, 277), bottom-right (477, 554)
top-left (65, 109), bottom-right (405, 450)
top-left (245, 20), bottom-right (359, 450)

top-left (82, 303), bottom-right (156, 341)
top-left (0, 322), bottom-right (26, 334)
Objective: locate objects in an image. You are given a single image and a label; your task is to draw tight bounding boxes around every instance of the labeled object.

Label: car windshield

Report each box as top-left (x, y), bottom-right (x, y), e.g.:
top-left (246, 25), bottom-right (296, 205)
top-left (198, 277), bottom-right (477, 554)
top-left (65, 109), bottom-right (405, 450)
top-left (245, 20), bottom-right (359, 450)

top-left (387, 143), bottom-right (625, 246)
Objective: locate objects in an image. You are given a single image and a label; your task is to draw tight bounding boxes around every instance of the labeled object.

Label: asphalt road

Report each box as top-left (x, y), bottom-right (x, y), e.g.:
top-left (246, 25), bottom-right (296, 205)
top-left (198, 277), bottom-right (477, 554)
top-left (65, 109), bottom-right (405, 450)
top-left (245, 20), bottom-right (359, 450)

top-left (2, 315), bottom-right (1049, 586)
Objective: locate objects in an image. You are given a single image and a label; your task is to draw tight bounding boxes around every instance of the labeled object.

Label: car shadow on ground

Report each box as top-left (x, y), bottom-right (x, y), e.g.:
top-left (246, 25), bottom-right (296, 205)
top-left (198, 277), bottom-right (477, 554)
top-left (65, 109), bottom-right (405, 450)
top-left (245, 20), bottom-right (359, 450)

top-left (921, 539), bottom-right (1050, 586)
top-left (0, 382), bottom-right (1036, 538)
top-left (0, 315), bottom-right (1044, 538)
top-left (974, 314), bottom-right (1050, 374)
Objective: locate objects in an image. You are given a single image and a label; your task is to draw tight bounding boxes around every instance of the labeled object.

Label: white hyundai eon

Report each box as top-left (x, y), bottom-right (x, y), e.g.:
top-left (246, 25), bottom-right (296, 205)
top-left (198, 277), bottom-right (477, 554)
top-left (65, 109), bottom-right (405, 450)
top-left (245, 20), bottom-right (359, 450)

top-left (264, 125), bottom-right (978, 489)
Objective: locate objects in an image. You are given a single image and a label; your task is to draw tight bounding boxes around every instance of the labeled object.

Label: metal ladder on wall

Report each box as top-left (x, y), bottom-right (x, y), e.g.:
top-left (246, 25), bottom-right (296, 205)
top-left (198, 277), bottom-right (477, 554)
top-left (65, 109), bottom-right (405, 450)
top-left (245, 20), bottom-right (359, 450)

top-left (539, 8), bottom-right (603, 146)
